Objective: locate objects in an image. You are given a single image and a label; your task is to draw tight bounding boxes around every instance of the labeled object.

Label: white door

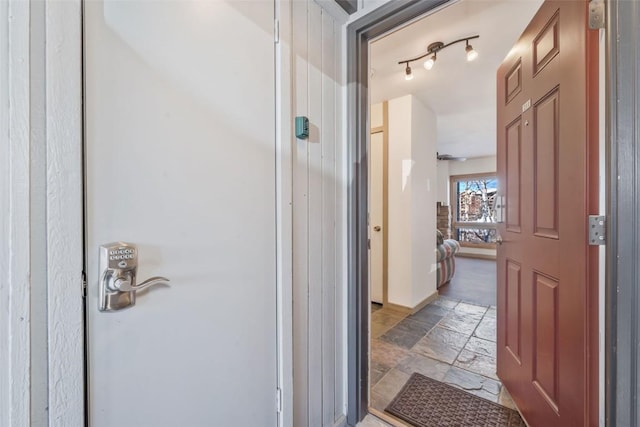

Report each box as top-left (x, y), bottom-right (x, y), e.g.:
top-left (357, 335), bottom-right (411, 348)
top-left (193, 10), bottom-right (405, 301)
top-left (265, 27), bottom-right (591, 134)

top-left (84, 1), bottom-right (277, 426)
top-left (369, 132), bottom-right (384, 304)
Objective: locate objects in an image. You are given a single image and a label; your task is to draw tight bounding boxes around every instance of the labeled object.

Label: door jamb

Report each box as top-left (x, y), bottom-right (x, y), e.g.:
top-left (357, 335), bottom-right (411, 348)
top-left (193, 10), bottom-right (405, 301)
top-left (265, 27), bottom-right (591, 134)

top-left (1, 0), bottom-right (86, 422)
top-left (0, 0), bottom-right (87, 425)
top-left (605, 1), bottom-right (640, 426)
top-left (345, 1), bottom-right (451, 423)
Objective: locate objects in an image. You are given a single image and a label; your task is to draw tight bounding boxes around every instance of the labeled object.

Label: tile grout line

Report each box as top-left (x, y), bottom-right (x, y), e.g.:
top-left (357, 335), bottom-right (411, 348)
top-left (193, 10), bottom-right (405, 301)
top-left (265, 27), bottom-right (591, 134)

top-left (446, 306), bottom-right (503, 400)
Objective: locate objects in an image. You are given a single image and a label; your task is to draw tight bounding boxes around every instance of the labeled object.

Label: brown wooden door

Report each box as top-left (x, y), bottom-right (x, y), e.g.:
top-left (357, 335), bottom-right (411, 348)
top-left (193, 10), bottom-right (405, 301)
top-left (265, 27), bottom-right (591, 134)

top-left (496, 1), bottom-right (599, 425)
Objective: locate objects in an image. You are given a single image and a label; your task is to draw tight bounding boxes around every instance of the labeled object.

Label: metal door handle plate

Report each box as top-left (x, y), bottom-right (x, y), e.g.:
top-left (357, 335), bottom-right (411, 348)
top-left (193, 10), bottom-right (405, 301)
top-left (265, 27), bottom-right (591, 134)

top-left (99, 242), bottom-right (170, 312)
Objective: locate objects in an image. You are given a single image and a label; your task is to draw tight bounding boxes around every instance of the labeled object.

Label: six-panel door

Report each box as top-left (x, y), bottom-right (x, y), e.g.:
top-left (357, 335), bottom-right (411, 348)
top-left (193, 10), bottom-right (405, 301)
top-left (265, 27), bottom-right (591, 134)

top-left (496, 1), bottom-right (599, 425)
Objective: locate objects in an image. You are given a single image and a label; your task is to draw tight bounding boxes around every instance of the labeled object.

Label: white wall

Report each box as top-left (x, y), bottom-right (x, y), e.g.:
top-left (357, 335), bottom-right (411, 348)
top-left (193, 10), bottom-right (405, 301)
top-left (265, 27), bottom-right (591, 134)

top-left (371, 102), bottom-right (383, 128)
top-left (436, 160), bottom-right (450, 204)
top-left (386, 95), bottom-right (437, 309)
top-left (410, 97), bottom-right (438, 307)
top-left (448, 155), bottom-right (496, 176)
top-left (387, 97), bottom-right (412, 307)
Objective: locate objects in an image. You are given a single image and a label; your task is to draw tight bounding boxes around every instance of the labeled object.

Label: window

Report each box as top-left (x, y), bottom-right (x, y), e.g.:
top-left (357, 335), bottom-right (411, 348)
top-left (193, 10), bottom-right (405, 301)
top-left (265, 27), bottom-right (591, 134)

top-left (450, 173), bottom-right (497, 248)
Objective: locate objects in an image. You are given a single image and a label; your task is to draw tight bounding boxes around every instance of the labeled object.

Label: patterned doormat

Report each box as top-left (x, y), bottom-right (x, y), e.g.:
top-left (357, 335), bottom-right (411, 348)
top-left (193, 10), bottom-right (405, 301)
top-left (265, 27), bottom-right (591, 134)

top-left (385, 373), bottom-right (526, 427)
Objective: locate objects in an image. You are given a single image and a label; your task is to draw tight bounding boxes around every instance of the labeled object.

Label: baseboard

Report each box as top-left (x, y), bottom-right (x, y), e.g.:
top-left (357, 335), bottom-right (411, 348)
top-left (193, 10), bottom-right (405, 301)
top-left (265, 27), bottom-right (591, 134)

top-left (384, 290), bottom-right (439, 315)
top-left (456, 252), bottom-right (496, 261)
top-left (411, 291), bottom-right (439, 313)
top-left (382, 302), bottom-right (412, 315)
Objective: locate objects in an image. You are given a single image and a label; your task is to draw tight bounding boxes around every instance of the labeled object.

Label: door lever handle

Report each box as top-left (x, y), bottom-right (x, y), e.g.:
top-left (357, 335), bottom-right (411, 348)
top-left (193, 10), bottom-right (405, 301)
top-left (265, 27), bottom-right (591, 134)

top-left (99, 242), bottom-right (170, 312)
top-left (113, 276), bottom-right (170, 292)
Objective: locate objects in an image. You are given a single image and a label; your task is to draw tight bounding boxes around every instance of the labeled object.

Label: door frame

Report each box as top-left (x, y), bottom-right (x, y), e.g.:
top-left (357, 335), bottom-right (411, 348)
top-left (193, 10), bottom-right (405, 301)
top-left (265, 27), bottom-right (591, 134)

top-left (345, 0), bottom-right (632, 425)
top-left (345, 4), bottom-right (450, 421)
top-left (0, 1), bottom-right (85, 425)
top-left (605, 2), bottom-right (640, 426)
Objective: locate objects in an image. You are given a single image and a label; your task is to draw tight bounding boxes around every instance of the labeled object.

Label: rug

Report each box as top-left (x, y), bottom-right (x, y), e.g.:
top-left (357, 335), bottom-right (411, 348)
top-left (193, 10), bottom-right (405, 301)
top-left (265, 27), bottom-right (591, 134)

top-left (385, 373), bottom-right (526, 427)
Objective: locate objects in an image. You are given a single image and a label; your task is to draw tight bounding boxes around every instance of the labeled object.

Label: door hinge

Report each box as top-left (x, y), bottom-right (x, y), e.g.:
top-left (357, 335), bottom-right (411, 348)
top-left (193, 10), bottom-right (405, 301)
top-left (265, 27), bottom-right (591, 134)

top-left (589, 0), bottom-right (605, 29)
top-left (81, 271), bottom-right (88, 298)
top-left (276, 387), bottom-right (282, 413)
top-left (589, 215), bottom-right (606, 245)
top-left (274, 19), bottom-right (280, 44)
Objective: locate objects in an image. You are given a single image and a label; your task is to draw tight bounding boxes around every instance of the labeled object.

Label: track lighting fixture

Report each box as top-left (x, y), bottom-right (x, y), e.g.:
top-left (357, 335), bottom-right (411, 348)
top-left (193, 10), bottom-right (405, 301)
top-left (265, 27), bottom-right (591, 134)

top-left (405, 63), bottom-right (413, 80)
top-left (423, 53), bottom-right (436, 70)
top-left (465, 40), bottom-right (478, 62)
top-left (399, 35), bottom-right (479, 78)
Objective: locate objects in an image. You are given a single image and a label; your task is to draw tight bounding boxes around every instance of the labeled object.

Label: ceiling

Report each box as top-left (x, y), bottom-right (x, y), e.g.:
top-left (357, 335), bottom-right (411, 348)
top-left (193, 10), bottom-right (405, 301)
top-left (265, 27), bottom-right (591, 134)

top-left (370, 0), bottom-right (544, 158)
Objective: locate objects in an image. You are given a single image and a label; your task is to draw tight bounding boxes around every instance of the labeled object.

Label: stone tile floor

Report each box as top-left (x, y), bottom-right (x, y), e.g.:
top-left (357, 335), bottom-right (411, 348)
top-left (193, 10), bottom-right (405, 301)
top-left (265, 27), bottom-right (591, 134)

top-left (368, 296), bottom-right (516, 418)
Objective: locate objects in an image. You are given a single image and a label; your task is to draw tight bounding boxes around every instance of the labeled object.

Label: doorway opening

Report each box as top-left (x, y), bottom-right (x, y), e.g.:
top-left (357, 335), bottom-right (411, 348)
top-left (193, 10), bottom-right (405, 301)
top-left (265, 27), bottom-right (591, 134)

top-left (348, 1), bottom-right (602, 424)
top-left (365, 2), bottom-right (540, 422)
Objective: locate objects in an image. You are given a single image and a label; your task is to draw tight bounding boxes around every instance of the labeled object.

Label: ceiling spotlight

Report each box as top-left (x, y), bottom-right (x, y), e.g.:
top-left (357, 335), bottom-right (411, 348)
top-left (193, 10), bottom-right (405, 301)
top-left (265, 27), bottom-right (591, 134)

top-left (424, 54), bottom-right (436, 70)
top-left (398, 35), bottom-right (479, 80)
top-left (466, 41), bottom-right (478, 62)
top-left (404, 63), bottom-right (413, 81)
